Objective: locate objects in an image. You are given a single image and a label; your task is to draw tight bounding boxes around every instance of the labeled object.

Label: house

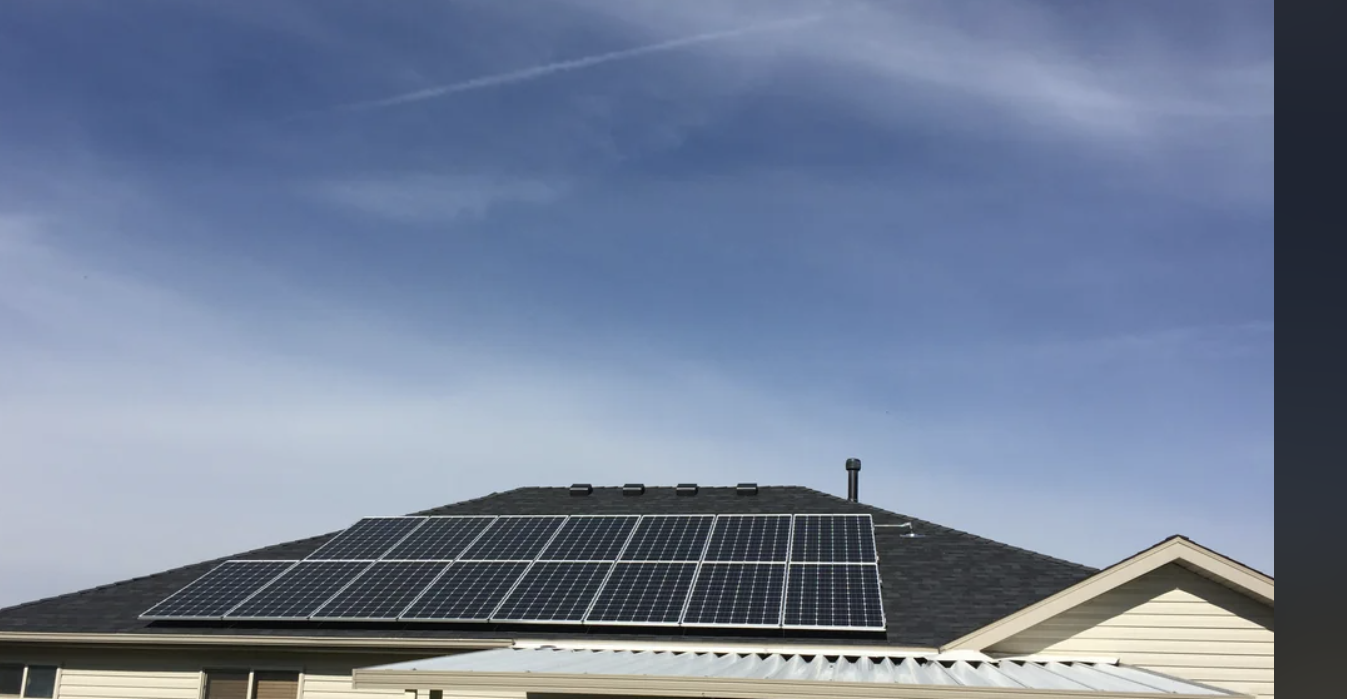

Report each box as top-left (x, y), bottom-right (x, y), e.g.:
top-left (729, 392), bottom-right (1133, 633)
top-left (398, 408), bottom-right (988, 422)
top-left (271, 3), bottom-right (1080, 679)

top-left (0, 471), bottom-right (1273, 699)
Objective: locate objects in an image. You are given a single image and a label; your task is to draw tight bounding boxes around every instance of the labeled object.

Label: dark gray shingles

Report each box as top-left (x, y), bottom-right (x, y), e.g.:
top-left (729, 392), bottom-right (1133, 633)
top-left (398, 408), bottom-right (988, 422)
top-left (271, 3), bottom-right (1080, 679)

top-left (0, 486), bottom-right (1095, 646)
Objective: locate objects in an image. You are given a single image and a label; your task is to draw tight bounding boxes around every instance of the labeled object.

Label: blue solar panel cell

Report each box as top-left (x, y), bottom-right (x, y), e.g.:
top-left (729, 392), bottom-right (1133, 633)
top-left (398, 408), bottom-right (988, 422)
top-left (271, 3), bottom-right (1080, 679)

top-left (539, 516), bottom-right (639, 561)
top-left (400, 562), bottom-right (529, 621)
top-left (140, 561), bottom-right (295, 619)
top-left (703, 515), bottom-right (792, 562)
top-left (681, 563), bottom-right (786, 627)
top-left (619, 516), bottom-right (714, 561)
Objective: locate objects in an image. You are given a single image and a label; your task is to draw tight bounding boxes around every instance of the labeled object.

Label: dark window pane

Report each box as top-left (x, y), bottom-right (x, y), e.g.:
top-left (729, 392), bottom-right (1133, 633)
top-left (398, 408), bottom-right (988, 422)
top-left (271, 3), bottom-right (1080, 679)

top-left (0, 665), bottom-right (22, 695)
top-left (22, 666), bottom-right (56, 698)
top-left (202, 670), bottom-right (249, 699)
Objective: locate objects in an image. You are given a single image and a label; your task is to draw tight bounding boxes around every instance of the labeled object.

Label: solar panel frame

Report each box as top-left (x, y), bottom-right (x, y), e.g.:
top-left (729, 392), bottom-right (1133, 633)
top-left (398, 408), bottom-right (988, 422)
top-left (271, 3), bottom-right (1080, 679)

top-left (309, 561), bottom-right (452, 621)
top-left (224, 561), bottom-right (374, 620)
top-left (381, 516), bottom-right (498, 561)
top-left (398, 561), bottom-right (531, 622)
top-left (139, 560), bottom-right (298, 620)
top-left (584, 562), bottom-right (699, 627)
top-left (537, 515), bottom-right (640, 562)
top-left (618, 514), bottom-right (715, 562)
top-left (680, 562), bottom-right (787, 629)
top-left (304, 516), bottom-right (427, 561)
top-left (702, 514), bottom-right (793, 562)
top-left (781, 563), bottom-right (886, 631)
top-left (789, 514), bottom-right (878, 563)
top-left (490, 561), bottom-right (615, 624)
top-left (458, 515), bottom-right (568, 562)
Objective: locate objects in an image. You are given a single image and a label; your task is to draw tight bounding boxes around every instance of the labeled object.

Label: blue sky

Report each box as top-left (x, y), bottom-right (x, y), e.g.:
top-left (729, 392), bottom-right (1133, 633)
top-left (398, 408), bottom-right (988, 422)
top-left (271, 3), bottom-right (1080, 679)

top-left (0, 0), bottom-right (1272, 607)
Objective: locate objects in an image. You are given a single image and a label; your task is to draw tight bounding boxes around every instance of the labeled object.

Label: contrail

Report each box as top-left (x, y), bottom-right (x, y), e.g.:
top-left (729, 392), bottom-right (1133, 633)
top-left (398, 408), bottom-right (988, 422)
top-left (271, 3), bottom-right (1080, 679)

top-left (326, 15), bottom-right (822, 113)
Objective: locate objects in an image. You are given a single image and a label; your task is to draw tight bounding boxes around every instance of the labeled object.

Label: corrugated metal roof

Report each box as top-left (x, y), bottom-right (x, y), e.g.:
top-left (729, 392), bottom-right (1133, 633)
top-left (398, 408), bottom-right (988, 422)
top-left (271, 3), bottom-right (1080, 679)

top-left (366, 647), bottom-right (1239, 695)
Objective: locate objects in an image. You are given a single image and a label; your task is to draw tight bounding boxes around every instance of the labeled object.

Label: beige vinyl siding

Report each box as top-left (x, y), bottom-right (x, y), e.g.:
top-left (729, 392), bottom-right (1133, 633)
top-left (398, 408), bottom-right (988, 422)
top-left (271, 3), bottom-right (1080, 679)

top-left (57, 667), bottom-right (202, 699)
top-left (988, 563), bottom-right (1273, 699)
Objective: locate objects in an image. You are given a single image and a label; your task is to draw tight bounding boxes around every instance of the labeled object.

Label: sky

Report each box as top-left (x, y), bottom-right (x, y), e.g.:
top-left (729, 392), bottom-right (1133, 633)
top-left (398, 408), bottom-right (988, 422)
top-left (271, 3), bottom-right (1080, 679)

top-left (0, 0), bottom-right (1273, 608)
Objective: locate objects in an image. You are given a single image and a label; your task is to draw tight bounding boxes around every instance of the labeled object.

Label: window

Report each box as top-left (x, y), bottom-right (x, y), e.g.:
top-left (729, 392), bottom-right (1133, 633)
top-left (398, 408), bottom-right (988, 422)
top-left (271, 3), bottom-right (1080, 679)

top-left (251, 671), bottom-right (299, 699)
top-left (0, 665), bottom-right (56, 698)
top-left (202, 670), bottom-right (249, 699)
top-left (202, 669), bottom-right (298, 699)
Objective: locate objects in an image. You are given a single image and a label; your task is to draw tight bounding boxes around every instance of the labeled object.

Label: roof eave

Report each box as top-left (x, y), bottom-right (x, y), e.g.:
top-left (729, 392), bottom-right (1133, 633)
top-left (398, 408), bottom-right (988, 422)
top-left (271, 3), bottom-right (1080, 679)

top-left (0, 631), bottom-right (511, 652)
top-left (352, 668), bottom-right (1245, 699)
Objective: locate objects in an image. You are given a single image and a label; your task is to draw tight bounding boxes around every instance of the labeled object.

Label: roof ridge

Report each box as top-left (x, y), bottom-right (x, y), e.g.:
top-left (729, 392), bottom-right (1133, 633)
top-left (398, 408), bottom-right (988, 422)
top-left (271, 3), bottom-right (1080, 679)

top-left (791, 486), bottom-right (1097, 572)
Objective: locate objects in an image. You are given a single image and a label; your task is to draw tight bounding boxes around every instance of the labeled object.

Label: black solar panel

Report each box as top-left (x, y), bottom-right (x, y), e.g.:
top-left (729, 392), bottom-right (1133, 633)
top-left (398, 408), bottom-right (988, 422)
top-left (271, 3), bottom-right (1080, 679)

top-left (306, 517), bottom-right (424, 560)
top-left (140, 561), bottom-right (294, 619)
top-left (681, 563), bottom-right (786, 627)
top-left (400, 562), bottom-right (529, 621)
top-left (783, 564), bottom-right (885, 629)
top-left (539, 516), bottom-right (639, 561)
top-left (703, 515), bottom-right (792, 562)
top-left (383, 517), bottom-right (495, 560)
top-left (790, 515), bottom-right (877, 563)
top-left (492, 562), bottom-right (613, 622)
top-left (619, 515), bottom-right (714, 561)
top-left (226, 561), bottom-right (370, 619)
top-left (459, 516), bottom-right (565, 561)
top-left (585, 563), bottom-right (697, 625)
top-left (311, 562), bottom-right (450, 620)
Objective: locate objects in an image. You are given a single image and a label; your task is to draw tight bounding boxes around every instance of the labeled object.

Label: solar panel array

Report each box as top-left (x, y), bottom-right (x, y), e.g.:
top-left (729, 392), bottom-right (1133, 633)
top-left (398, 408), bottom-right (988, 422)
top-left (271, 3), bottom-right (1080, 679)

top-left (141, 513), bottom-right (884, 631)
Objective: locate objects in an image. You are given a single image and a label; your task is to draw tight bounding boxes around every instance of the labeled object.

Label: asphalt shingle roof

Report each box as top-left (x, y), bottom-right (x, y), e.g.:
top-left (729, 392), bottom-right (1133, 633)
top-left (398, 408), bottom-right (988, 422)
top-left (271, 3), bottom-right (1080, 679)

top-left (0, 486), bottom-right (1096, 647)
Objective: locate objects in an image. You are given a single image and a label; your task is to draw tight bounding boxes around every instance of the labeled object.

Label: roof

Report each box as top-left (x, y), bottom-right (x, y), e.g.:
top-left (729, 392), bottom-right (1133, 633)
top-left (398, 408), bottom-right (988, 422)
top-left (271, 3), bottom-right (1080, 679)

top-left (943, 534), bottom-right (1274, 651)
top-left (354, 647), bottom-right (1245, 698)
top-left (0, 485), bottom-right (1096, 648)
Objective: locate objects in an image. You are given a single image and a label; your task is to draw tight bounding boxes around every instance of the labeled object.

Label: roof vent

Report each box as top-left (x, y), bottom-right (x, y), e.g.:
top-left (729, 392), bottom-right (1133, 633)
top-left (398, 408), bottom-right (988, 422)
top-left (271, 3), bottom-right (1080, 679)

top-left (735, 483), bottom-right (758, 496)
top-left (569, 483), bottom-right (593, 496)
top-left (622, 483), bottom-right (645, 496)
top-left (676, 483), bottom-right (699, 496)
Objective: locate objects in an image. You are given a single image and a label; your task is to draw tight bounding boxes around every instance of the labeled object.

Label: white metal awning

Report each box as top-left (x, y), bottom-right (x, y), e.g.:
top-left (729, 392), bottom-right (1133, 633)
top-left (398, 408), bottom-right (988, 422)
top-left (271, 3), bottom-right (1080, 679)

top-left (355, 647), bottom-right (1246, 698)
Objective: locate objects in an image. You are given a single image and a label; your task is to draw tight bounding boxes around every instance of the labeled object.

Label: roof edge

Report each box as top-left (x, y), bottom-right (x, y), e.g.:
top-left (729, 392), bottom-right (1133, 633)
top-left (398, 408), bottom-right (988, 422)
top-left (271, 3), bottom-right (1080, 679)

top-left (0, 631), bottom-right (511, 651)
top-left (941, 535), bottom-right (1274, 652)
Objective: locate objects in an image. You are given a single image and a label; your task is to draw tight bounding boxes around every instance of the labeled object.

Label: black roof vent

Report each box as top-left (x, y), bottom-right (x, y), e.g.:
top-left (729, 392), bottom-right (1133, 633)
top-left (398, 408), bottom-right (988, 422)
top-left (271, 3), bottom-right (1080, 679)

top-left (675, 483), bottom-right (699, 496)
top-left (569, 483), bottom-right (593, 496)
top-left (735, 483), bottom-right (759, 496)
top-left (622, 483), bottom-right (645, 496)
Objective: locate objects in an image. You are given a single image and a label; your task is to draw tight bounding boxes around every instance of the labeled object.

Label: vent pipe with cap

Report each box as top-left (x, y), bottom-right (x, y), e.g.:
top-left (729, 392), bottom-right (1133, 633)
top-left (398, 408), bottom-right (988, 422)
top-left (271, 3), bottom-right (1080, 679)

top-left (846, 458), bottom-right (861, 502)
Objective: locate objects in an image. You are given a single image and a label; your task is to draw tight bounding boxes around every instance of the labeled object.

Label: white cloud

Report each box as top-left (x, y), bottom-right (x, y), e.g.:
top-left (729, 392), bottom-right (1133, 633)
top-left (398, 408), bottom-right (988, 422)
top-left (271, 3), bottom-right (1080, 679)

top-left (312, 175), bottom-right (564, 223)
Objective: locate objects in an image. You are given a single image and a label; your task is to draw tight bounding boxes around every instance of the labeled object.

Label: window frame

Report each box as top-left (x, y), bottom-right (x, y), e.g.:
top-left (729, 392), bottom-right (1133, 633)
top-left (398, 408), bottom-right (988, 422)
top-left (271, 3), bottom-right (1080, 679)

top-left (0, 663), bottom-right (62, 699)
top-left (199, 667), bottom-right (303, 699)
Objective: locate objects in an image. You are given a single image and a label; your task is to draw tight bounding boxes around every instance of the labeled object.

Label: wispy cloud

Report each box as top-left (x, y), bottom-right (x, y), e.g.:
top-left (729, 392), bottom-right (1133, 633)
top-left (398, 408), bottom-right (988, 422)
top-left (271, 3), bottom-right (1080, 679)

top-left (312, 175), bottom-right (564, 223)
top-left (322, 14), bottom-right (822, 113)
top-left (0, 211), bottom-right (1272, 607)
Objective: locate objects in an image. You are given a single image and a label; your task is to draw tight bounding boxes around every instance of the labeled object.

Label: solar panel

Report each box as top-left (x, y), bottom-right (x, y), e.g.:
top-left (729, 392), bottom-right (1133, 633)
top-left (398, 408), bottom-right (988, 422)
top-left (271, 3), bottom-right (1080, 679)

top-left (226, 561), bottom-right (370, 619)
top-left (619, 515), bottom-right (713, 561)
top-left (783, 564), bottom-right (885, 630)
top-left (585, 563), bottom-right (697, 625)
top-left (400, 562), bottom-right (529, 621)
top-left (311, 562), bottom-right (449, 620)
top-left (140, 561), bottom-right (295, 619)
top-left (790, 515), bottom-right (877, 563)
top-left (681, 563), bottom-right (786, 627)
top-left (459, 516), bottom-right (566, 561)
top-left (492, 562), bottom-right (613, 623)
top-left (702, 515), bottom-right (792, 562)
top-left (306, 517), bottom-right (424, 560)
top-left (383, 517), bottom-right (495, 560)
top-left (539, 516), bottom-right (638, 561)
